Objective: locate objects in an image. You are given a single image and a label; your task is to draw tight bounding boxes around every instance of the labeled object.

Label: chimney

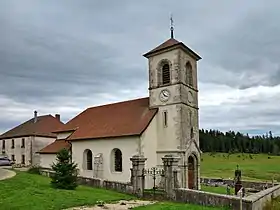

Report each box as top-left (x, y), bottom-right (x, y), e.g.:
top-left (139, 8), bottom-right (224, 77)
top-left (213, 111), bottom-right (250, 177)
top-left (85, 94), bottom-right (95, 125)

top-left (34, 111), bottom-right (38, 123)
top-left (55, 114), bottom-right (60, 121)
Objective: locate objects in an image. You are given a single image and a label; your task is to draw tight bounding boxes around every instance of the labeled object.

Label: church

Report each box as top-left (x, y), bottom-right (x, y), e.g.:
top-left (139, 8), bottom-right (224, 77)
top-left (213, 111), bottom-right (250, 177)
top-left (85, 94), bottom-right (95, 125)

top-left (39, 29), bottom-right (202, 190)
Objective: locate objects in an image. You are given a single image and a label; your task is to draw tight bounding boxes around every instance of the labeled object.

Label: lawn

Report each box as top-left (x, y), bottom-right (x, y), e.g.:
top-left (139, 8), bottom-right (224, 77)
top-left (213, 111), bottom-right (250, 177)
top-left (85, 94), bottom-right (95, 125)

top-left (201, 153), bottom-right (280, 181)
top-left (0, 171), bottom-right (230, 210)
top-left (0, 171), bottom-right (133, 210)
top-left (134, 202), bottom-right (229, 210)
top-left (201, 184), bottom-right (233, 195)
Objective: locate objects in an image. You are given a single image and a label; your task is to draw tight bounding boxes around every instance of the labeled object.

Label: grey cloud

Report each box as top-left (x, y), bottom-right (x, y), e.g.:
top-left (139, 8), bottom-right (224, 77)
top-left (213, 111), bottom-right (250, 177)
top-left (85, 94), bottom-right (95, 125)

top-left (1, 0), bottom-right (280, 135)
top-left (198, 2), bottom-right (280, 89)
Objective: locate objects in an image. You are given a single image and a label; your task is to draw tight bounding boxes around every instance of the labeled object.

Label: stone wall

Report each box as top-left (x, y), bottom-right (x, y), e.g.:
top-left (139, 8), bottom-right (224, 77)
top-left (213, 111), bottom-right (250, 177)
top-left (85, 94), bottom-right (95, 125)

top-left (247, 184), bottom-right (280, 210)
top-left (174, 188), bottom-right (252, 210)
top-left (174, 184), bottom-right (280, 210)
top-left (41, 169), bottom-right (133, 195)
top-left (201, 177), bottom-right (277, 190)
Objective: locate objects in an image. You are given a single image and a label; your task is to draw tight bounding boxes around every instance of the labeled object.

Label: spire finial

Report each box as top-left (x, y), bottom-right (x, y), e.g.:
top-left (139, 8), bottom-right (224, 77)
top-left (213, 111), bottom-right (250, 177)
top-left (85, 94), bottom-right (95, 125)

top-left (170, 14), bottom-right (174, 39)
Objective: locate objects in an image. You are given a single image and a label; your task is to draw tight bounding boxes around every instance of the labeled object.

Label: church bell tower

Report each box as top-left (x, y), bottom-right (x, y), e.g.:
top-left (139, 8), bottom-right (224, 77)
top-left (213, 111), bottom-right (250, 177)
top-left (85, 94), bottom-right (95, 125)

top-left (143, 21), bottom-right (202, 189)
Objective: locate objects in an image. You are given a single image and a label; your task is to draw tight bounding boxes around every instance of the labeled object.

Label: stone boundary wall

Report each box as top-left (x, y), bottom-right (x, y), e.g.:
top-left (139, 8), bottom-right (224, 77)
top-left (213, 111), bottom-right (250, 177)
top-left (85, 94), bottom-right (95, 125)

top-left (174, 184), bottom-right (280, 210)
top-left (41, 169), bottom-right (133, 195)
top-left (247, 184), bottom-right (280, 210)
top-left (201, 177), bottom-right (277, 190)
top-left (174, 188), bottom-right (252, 210)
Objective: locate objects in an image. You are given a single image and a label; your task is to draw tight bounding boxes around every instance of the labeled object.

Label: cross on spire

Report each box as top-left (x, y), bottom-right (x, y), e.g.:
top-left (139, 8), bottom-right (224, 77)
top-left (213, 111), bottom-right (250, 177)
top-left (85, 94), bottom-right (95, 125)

top-left (170, 14), bottom-right (174, 39)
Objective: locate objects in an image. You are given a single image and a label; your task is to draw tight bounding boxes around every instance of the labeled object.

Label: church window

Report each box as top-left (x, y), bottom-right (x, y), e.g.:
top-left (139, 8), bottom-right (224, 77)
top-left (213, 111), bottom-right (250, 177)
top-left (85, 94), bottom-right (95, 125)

top-left (11, 139), bottom-right (14, 149)
top-left (186, 62), bottom-right (193, 86)
top-left (112, 148), bottom-right (122, 172)
top-left (163, 111), bottom-right (168, 127)
top-left (162, 64), bottom-right (170, 85)
top-left (86, 150), bottom-right (93, 170)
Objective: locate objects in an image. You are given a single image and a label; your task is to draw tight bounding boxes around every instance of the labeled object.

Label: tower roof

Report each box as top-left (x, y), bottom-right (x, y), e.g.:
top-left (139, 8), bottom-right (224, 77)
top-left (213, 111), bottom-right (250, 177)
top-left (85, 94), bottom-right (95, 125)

top-left (143, 38), bottom-right (201, 61)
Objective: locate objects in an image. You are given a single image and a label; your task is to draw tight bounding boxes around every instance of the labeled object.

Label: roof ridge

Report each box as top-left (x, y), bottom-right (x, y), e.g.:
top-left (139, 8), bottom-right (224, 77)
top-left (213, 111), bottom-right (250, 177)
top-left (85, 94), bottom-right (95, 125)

top-left (86, 97), bottom-right (149, 110)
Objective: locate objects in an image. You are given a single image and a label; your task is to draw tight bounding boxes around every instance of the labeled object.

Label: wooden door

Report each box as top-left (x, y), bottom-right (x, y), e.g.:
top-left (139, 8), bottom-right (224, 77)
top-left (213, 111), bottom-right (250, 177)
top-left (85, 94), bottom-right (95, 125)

top-left (188, 156), bottom-right (195, 189)
top-left (188, 169), bottom-right (194, 189)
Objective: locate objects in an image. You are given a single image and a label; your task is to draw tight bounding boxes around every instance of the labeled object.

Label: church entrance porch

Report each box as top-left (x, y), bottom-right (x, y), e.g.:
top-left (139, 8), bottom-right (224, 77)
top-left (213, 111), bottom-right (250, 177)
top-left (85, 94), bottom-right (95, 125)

top-left (187, 154), bottom-right (198, 189)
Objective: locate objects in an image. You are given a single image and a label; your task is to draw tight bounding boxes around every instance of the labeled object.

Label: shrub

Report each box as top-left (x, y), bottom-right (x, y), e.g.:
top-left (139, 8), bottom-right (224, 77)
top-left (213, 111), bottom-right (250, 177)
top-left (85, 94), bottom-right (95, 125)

top-left (50, 148), bottom-right (78, 190)
top-left (27, 165), bottom-right (42, 175)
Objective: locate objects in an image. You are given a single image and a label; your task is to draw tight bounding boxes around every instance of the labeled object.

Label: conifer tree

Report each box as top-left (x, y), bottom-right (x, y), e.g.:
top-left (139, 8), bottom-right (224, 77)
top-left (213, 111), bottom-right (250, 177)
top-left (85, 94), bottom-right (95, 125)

top-left (50, 148), bottom-right (78, 190)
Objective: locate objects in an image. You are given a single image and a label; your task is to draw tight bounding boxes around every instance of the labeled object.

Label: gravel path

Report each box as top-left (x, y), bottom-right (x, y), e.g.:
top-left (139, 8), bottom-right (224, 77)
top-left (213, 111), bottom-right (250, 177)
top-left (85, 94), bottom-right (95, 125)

top-left (0, 168), bottom-right (16, 181)
top-left (66, 200), bottom-right (155, 210)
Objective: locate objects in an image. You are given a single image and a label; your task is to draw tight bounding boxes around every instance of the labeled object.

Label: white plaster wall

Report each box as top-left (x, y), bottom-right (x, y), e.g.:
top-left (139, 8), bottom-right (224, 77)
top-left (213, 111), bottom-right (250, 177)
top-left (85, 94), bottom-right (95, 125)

top-left (32, 136), bottom-right (56, 165)
top-left (40, 154), bottom-right (56, 169)
top-left (57, 131), bottom-right (73, 140)
top-left (0, 137), bottom-right (31, 164)
top-left (140, 114), bottom-right (161, 189)
top-left (71, 136), bottom-right (139, 182)
top-left (140, 114), bottom-right (158, 168)
top-left (0, 136), bottom-right (56, 166)
top-left (156, 105), bottom-right (181, 152)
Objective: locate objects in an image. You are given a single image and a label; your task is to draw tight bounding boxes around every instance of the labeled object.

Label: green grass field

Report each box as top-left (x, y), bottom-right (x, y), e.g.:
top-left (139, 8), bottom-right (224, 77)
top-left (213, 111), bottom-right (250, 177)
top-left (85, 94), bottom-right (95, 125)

top-left (201, 185), bottom-right (233, 195)
top-left (200, 153), bottom-right (280, 181)
top-left (0, 171), bottom-right (228, 210)
top-left (0, 171), bottom-right (133, 210)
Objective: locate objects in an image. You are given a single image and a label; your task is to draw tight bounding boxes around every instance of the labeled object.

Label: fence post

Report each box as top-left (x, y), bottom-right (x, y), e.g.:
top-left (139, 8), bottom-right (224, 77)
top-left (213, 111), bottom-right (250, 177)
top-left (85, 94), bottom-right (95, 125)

top-left (162, 154), bottom-right (181, 199)
top-left (130, 155), bottom-right (147, 197)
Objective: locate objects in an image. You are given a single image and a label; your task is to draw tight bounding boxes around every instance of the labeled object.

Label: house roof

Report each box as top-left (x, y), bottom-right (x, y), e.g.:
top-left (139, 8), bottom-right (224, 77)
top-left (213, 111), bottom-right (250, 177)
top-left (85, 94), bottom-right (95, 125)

top-left (143, 38), bottom-right (201, 60)
top-left (54, 97), bottom-right (158, 141)
top-left (0, 115), bottom-right (64, 140)
top-left (38, 139), bottom-right (70, 154)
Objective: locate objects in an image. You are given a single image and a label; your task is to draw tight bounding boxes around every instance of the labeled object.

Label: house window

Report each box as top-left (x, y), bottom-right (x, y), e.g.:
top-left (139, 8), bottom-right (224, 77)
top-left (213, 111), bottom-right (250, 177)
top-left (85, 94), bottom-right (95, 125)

top-left (21, 138), bottom-right (25, 148)
top-left (11, 139), bottom-right (14, 149)
top-left (163, 111), bottom-right (168, 127)
top-left (186, 62), bottom-right (193, 87)
top-left (162, 64), bottom-right (170, 85)
top-left (21, 155), bottom-right (25, 164)
top-left (86, 150), bottom-right (93, 170)
top-left (112, 149), bottom-right (122, 172)
top-left (11, 155), bottom-right (15, 161)
top-left (2, 140), bottom-right (5, 150)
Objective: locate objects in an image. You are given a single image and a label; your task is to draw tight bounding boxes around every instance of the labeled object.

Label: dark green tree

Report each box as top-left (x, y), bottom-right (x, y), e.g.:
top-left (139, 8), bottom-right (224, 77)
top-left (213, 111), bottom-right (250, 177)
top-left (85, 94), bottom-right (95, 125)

top-left (199, 128), bottom-right (280, 155)
top-left (50, 148), bottom-right (78, 190)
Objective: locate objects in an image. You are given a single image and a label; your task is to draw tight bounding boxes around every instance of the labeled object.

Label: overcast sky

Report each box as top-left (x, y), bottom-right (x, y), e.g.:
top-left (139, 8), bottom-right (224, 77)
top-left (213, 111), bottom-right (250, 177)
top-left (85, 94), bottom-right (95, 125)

top-left (1, 0), bottom-right (280, 136)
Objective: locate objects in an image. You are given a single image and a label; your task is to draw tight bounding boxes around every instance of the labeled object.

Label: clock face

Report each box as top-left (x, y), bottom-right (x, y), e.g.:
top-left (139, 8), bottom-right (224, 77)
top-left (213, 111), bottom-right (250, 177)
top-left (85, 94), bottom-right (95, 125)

top-left (159, 89), bottom-right (170, 102)
top-left (187, 91), bottom-right (194, 103)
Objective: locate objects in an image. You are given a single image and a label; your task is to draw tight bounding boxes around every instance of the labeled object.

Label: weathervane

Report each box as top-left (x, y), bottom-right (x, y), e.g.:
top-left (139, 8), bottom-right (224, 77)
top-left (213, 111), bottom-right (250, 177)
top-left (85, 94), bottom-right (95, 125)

top-left (170, 14), bottom-right (174, 39)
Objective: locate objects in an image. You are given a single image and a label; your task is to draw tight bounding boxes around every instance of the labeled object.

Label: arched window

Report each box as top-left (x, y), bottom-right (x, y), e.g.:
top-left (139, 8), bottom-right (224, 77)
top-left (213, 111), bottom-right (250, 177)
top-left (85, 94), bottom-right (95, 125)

top-left (112, 149), bottom-right (122, 172)
top-left (186, 62), bottom-right (193, 86)
top-left (162, 64), bottom-right (170, 85)
top-left (86, 150), bottom-right (93, 170)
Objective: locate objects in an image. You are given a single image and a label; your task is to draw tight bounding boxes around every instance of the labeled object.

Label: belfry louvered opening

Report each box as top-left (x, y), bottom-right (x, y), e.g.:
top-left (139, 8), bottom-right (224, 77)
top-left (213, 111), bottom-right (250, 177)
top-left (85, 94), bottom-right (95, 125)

top-left (162, 64), bottom-right (170, 85)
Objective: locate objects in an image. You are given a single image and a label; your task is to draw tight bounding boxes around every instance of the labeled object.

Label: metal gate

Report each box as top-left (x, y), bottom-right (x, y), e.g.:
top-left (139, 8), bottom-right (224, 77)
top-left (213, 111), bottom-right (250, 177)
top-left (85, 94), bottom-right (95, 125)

top-left (142, 167), bottom-right (166, 200)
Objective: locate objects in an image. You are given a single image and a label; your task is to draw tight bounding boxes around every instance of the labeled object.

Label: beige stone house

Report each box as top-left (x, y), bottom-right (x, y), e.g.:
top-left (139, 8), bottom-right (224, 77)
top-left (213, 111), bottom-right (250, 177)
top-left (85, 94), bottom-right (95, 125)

top-left (39, 35), bottom-right (202, 190)
top-left (0, 111), bottom-right (63, 166)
